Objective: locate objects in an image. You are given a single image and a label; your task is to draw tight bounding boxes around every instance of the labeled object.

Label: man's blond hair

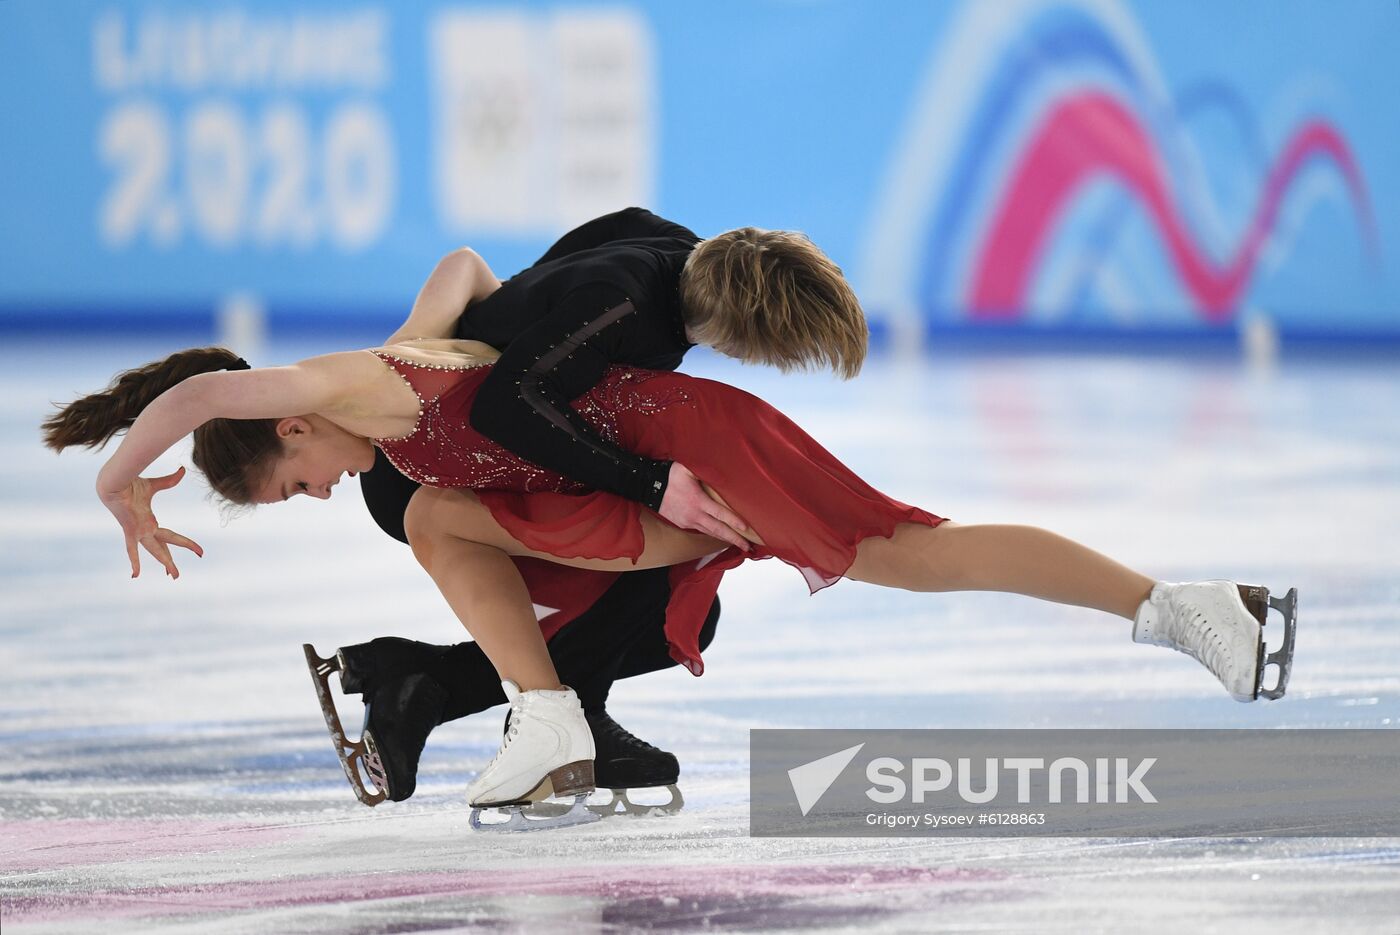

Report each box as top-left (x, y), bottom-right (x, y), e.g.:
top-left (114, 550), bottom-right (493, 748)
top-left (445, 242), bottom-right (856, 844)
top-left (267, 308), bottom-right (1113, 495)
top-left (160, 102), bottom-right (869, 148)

top-left (679, 228), bottom-right (867, 379)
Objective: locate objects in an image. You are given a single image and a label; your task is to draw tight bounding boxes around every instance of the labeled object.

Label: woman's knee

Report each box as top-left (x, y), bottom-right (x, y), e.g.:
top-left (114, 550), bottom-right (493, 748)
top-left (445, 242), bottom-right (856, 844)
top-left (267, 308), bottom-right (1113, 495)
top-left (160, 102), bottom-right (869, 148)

top-left (405, 487), bottom-right (500, 564)
top-left (909, 521), bottom-right (974, 590)
top-left (403, 488), bottom-right (441, 565)
top-left (848, 520), bottom-right (966, 591)
top-left (405, 487), bottom-right (479, 564)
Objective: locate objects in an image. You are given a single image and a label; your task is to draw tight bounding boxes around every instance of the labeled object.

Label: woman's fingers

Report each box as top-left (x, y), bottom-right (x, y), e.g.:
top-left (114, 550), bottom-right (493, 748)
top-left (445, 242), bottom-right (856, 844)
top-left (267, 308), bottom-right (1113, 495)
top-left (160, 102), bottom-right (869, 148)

top-left (157, 527), bottom-right (204, 559)
top-left (144, 536), bottom-right (178, 578)
top-left (136, 528), bottom-right (202, 579)
top-left (152, 465), bottom-right (186, 490)
top-left (120, 469), bottom-right (196, 580)
top-left (137, 533), bottom-right (181, 579)
top-left (125, 531), bottom-right (141, 578)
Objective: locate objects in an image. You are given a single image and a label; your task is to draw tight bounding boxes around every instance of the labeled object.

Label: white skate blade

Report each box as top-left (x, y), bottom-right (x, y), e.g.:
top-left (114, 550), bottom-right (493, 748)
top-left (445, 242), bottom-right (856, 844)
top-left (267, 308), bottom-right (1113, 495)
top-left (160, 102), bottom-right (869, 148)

top-left (469, 793), bottom-right (601, 833)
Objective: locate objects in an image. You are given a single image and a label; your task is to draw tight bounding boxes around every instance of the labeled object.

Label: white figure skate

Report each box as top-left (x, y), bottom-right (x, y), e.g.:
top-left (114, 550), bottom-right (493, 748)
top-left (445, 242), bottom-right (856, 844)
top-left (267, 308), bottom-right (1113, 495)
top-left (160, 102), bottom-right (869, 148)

top-left (1133, 580), bottom-right (1297, 701)
top-left (467, 681), bottom-right (598, 832)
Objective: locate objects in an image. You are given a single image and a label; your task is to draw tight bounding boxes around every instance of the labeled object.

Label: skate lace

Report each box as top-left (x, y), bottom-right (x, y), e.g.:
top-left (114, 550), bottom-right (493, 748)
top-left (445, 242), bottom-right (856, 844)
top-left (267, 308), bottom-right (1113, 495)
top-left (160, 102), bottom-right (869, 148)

top-left (590, 712), bottom-right (660, 754)
top-left (1164, 601), bottom-right (1232, 682)
top-left (485, 699), bottom-right (525, 772)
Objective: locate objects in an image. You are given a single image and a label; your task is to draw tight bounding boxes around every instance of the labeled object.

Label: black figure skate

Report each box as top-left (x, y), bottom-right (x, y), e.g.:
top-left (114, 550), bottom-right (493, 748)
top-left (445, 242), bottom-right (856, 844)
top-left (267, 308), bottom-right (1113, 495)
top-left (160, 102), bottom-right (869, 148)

top-left (585, 709), bottom-right (685, 817)
top-left (302, 643), bottom-right (445, 806)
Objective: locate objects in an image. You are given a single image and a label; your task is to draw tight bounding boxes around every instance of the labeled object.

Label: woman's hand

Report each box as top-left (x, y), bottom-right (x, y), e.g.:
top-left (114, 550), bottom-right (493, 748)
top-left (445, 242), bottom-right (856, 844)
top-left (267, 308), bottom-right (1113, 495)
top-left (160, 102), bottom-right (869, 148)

top-left (98, 466), bottom-right (204, 579)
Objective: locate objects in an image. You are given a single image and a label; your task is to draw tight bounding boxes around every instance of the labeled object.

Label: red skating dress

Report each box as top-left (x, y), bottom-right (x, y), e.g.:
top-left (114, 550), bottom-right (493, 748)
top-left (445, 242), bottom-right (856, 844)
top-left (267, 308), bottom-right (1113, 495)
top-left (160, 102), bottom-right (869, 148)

top-left (371, 349), bottom-right (944, 675)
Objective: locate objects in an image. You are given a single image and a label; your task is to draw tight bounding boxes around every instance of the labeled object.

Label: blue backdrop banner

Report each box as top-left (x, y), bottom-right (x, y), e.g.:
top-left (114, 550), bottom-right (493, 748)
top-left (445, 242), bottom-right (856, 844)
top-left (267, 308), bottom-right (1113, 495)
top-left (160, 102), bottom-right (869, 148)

top-left (1, 0), bottom-right (1396, 340)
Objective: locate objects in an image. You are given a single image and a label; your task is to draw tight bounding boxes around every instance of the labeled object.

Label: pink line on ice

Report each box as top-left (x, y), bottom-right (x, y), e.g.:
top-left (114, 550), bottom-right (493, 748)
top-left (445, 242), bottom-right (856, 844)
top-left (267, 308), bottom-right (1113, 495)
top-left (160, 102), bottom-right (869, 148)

top-left (0, 819), bottom-right (298, 873)
top-left (4, 863), bottom-right (1005, 924)
top-left (968, 91), bottom-right (1377, 320)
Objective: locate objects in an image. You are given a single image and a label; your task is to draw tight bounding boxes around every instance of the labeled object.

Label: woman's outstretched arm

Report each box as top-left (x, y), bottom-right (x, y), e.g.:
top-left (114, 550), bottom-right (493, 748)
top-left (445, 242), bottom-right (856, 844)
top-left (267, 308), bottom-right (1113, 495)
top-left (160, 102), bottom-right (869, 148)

top-left (95, 355), bottom-right (358, 496)
top-left (87, 352), bottom-right (369, 579)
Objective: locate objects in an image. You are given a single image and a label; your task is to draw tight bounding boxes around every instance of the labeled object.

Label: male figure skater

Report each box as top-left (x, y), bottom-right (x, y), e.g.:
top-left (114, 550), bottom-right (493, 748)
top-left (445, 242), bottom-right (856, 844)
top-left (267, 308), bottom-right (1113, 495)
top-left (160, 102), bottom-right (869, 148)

top-left (320, 207), bottom-right (868, 806)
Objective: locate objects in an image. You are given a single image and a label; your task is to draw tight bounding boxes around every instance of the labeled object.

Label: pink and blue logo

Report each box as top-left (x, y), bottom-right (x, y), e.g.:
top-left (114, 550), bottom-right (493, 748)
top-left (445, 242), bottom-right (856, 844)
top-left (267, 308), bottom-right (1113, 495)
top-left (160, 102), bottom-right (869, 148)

top-left (861, 0), bottom-right (1379, 329)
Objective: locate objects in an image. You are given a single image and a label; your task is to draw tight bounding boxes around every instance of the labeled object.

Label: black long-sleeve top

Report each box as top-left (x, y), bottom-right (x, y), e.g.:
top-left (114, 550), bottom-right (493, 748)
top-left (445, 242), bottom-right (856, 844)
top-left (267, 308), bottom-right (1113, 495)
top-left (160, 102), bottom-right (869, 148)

top-left (454, 208), bottom-right (700, 511)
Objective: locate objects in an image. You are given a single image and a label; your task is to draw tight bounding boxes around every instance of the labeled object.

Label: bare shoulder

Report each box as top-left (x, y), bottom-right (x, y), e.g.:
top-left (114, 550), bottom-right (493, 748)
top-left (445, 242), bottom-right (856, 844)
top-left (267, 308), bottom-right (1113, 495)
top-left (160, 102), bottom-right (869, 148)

top-left (291, 349), bottom-right (386, 379)
top-left (286, 349), bottom-right (404, 419)
top-left (374, 338), bottom-right (502, 367)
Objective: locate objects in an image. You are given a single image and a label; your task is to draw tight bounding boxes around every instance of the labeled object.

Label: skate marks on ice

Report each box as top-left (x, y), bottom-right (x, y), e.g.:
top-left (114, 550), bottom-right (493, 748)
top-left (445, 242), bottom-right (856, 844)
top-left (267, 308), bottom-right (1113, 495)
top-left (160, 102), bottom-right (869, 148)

top-left (0, 737), bottom-right (997, 933)
top-left (5, 810), bottom-right (1400, 934)
top-left (3, 849), bottom-right (1004, 932)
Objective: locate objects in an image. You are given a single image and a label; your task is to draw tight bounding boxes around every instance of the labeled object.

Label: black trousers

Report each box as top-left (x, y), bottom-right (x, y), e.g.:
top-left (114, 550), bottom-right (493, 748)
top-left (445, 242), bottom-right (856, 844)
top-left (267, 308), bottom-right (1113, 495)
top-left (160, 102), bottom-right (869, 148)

top-left (433, 566), bottom-right (719, 720)
top-left (359, 450), bottom-right (720, 718)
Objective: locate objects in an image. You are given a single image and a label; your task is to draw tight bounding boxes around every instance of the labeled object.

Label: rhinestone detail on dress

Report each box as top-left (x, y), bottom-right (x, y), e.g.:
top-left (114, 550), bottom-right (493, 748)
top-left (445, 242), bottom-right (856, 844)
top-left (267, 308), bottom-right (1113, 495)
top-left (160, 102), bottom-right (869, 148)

top-left (367, 351), bottom-right (690, 495)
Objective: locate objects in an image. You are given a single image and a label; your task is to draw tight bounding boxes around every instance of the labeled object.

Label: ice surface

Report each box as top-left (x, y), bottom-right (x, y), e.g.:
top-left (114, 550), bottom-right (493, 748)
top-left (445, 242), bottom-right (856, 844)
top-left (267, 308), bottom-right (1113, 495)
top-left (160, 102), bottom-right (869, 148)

top-left (2, 338), bottom-right (1398, 933)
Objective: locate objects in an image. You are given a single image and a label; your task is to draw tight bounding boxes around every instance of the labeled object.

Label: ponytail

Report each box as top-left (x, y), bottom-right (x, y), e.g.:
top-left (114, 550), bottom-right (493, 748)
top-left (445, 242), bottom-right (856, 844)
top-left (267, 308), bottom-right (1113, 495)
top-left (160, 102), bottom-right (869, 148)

top-left (42, 347), bottom-right (249, 452)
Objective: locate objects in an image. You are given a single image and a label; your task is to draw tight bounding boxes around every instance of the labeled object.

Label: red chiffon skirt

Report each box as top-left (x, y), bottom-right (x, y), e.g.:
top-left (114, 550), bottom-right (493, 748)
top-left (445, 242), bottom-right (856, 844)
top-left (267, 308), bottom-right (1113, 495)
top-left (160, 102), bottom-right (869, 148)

top-left (480, 372), bottom-right (944, 675)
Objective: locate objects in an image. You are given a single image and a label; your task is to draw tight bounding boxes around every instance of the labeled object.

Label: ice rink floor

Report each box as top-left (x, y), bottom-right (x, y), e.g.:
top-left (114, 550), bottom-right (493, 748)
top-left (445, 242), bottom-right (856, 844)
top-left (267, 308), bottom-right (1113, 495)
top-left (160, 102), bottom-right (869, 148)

top-left (2, 336), bottom-right (1398, 933)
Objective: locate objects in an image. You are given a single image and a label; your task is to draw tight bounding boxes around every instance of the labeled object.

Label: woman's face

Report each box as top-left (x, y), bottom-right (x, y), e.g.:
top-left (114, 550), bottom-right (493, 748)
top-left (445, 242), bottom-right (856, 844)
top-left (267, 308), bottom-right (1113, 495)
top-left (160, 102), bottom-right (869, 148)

top-left (254, 416), bottom-right (376, 504)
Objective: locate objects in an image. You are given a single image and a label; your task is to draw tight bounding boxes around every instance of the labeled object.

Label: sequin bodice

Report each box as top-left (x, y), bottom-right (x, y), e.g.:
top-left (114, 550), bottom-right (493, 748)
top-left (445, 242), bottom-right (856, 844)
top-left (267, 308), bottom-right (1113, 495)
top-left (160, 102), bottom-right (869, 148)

top-left (370, 350), bottom-right (688, 493)
top-left (371, 350), bottom-right (583, 493)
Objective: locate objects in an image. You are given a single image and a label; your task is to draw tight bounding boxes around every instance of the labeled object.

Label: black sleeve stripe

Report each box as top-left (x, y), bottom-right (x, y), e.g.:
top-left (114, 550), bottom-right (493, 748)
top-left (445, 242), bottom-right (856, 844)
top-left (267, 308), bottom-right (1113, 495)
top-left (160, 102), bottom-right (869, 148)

top-left (517, 299), bottom-right (644, 469)
top-left (532, 298), bottom-right (635, 373)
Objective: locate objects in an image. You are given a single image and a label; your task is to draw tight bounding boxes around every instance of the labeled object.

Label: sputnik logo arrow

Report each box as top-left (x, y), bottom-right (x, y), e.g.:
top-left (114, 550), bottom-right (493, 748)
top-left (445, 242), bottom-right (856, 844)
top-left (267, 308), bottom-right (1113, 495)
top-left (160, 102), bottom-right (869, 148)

top-left (787, 743), bottom-right (865, 816)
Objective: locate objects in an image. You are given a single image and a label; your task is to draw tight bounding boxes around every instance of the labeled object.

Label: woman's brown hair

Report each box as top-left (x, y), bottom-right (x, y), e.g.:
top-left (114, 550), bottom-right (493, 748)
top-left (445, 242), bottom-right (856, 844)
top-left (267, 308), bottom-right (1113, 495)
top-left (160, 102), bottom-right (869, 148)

top-left (42, 347), bottom-right (280, 505)
top-left (679, 228), bottom-right (868, 379)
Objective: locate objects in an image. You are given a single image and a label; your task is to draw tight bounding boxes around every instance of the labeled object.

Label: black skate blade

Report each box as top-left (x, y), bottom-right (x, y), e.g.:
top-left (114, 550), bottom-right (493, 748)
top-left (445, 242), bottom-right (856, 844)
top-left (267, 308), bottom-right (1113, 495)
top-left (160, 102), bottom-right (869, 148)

top-left (302, 644), bottom-right (388, 807)
top-left (1258, 588), bottom-right (1298, 700)
top-left (469, 793), bottom-right (601, 832)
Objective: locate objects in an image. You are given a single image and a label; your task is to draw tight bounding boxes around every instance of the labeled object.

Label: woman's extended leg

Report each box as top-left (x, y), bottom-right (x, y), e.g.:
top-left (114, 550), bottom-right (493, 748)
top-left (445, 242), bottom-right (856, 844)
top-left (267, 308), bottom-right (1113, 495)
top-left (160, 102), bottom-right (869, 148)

top-left (408, 489), bottom-right (1152, 621)
top-left (407, 489), bottom-right (1280, 705)
top-left (847, 521), bottom-right (1154, 619)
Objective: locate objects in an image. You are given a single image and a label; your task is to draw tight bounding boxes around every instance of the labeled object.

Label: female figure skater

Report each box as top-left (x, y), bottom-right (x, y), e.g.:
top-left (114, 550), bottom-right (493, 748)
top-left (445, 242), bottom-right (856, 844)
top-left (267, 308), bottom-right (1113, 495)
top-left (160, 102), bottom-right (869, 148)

top-left (43, 264), bottom-right (1295, 826)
